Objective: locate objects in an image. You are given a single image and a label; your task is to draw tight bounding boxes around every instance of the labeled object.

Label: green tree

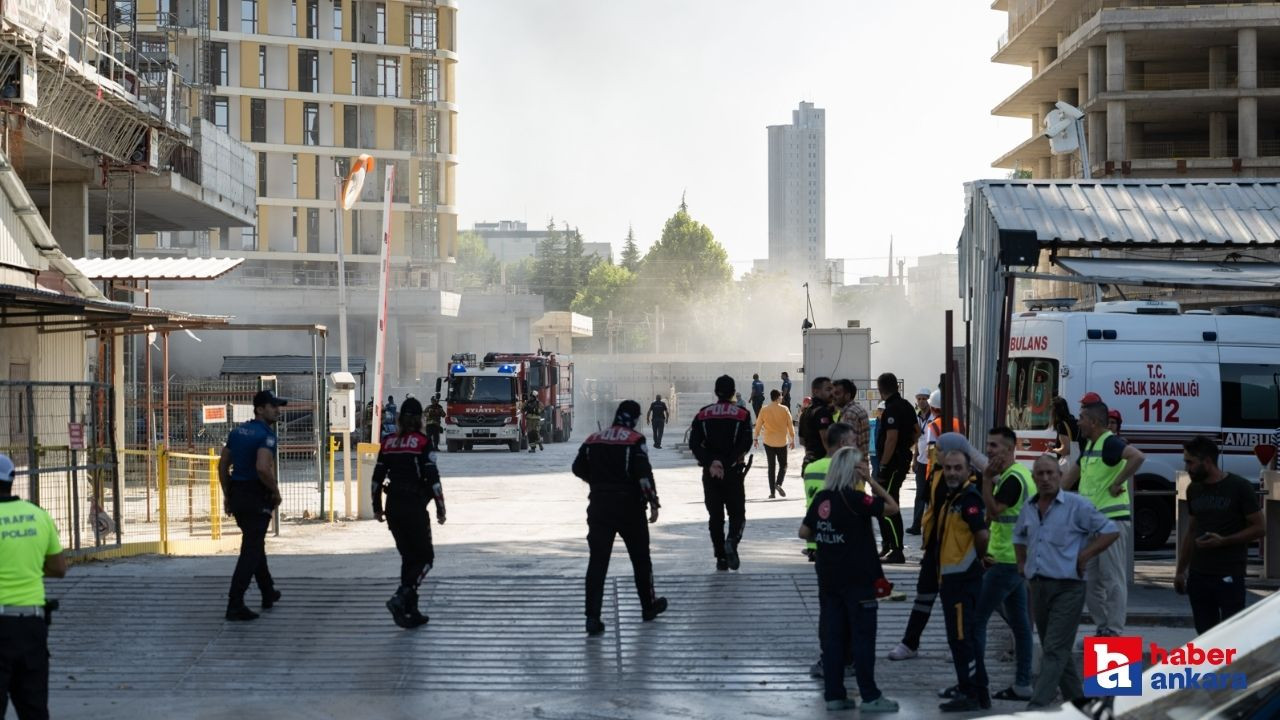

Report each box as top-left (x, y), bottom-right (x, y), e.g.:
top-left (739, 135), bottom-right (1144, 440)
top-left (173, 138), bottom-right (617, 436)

top-left (571, 262), bottom-right (636, 317)
top-left (531, 219), bottom-right (566, 307)
top-left (454, 231), bottom-right (499, 289)
top-left (620, 225), bottom-right (642, 273)
top-left (638, 197), bottom-right (732, 301)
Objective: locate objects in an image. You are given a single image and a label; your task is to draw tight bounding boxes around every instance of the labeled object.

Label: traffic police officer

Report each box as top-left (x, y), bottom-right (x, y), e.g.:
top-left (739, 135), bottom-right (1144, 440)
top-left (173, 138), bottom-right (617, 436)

top-left (0, 454), bottom-right (67, 720)
top-left (688, 375), bottom-right (754, 571)
top-left (372, 397), bottom-right (446, 628)
top-left (218, 389), bottom-right (285, 621)
top-left (573, 400), bottom-right (667, 636)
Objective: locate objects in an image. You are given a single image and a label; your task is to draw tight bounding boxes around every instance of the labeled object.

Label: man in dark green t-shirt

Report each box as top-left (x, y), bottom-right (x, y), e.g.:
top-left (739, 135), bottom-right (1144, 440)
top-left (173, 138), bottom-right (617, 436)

top-left (1175, 436), bottom-right (1265, 634)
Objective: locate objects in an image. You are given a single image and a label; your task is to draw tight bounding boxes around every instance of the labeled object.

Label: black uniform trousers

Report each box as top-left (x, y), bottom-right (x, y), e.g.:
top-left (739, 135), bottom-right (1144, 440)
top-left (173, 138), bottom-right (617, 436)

top-left (651, 421), bottom-right (665, 448)
top-left (877, 462), bottom-right (909, 553)
top-left (701, 468), bottom-right (746, 560)
top-left (940, 574), bottom-right (985, 701)
top-left (386, 493), bottom-right (435, 590)
top-left (228, 486), bottom-right (275, 603)
top-left (901, 548), bottom-right (939, 651)
top-left (0, 617), bottom-right (48, 720)
top-left (585, 496), bottom-right (655, 619)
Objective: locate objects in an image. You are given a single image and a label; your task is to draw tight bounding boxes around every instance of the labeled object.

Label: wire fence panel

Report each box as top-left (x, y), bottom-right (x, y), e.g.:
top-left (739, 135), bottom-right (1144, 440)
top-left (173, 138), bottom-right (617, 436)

top-left (124, 376), bottom-right (325, 523)
top-left (0, 381), bottom-right (120, 554)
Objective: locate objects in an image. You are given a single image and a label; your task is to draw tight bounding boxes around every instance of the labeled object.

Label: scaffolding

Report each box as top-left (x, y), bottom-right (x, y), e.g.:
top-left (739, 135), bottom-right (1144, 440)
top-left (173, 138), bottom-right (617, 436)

top-left (407, 1), bottom-right (440, 263)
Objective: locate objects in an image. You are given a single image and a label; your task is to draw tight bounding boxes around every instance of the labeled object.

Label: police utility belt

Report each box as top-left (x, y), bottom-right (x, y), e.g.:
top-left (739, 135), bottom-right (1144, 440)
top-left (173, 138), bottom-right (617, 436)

top-left (0, 605), bottom-right (44, 617)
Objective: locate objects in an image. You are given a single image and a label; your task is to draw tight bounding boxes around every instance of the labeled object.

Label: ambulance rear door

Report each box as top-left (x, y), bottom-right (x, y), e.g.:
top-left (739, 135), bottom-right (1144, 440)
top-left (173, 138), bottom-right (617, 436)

top-left (1006, 315), bottom-right (1068, 465)
top-left (1214, 314), bottom-right (1280, 481)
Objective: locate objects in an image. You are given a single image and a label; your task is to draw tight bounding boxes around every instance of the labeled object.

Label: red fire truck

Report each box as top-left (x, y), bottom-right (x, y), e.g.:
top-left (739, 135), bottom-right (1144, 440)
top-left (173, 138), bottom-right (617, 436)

top-left (435, 351), bottom-right (575, 452)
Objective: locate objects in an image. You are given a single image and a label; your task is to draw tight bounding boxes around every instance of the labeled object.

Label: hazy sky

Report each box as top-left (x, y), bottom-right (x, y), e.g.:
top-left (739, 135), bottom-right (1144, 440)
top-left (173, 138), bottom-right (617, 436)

top-left (456, 1), bottom-right (1028, 280)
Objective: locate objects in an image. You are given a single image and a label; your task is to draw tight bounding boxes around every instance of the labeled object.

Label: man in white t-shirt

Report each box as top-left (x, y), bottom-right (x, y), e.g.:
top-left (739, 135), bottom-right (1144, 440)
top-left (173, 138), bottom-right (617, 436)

top-left (906, 387), bottom-right (933, 535)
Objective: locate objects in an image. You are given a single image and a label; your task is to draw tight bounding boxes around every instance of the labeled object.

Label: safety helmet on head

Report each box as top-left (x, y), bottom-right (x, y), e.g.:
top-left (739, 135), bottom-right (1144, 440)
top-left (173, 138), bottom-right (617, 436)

top-left (928, 389), bottom-right (943, 409)
top-left (400, 397), bottom-right (424, 416)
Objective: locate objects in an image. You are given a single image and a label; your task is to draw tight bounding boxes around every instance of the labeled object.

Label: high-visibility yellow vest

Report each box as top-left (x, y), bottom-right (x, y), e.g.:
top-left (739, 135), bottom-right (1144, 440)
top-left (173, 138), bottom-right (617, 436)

top-left (989, 463), bottom-right (1032, 564)
top-left (1079, 431), bottom-right (1130, 520)
top-left (803, 458), bottom-right (832, 552)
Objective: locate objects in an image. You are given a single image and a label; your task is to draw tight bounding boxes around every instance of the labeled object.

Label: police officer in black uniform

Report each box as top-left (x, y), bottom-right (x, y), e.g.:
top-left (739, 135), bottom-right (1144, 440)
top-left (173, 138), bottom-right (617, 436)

top-left (573, 400), bottom-right (667, 636)
top-left (372, 397), bottom-right (447, 629)
top-left (646, 394), bottom-right (669, 449)
top-left (799, 376), bottom-right (834, 474)
top-left (689, 375), bottom-right (754, 571)
top-left (218, 390), bottom-right (285, 621)
top-left (875, 372), bottom-right (918, 565)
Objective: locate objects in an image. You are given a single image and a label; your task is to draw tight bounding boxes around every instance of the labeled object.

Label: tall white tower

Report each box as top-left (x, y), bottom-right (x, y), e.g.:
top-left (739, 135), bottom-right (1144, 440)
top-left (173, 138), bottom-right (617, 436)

top-left (767, 101), bottom-right (826, 284)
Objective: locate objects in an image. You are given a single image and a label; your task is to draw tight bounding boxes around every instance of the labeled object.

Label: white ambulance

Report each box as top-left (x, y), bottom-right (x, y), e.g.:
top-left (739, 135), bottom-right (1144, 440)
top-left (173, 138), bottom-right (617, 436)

top-left (1005, 300), bottom-right (1280, 550)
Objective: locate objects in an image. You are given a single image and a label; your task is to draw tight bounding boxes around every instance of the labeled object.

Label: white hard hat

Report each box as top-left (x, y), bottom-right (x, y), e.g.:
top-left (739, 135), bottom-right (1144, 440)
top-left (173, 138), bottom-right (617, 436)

top-left (915, 387), bottom-right (932, 398)
top-left (929, 389), bottom-right (943, 409)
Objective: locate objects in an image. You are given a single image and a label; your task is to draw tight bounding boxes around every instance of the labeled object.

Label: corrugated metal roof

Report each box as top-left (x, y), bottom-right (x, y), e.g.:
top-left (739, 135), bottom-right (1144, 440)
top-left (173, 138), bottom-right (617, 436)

top-left (1055, 257), bottom-right (1280, 290)
top-left (975, 180), bottom-right (1280, 246)
top-left (70, 256), bottom-right (246, 280)
top-left (220, 356), bottom-right (367, 376)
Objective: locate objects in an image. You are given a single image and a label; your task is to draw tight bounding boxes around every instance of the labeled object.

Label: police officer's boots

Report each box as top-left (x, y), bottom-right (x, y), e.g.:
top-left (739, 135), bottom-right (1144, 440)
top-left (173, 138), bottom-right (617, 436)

top-left (641, 597), bottom-right (668, 622)
top-left (387, 586), bottom-right (428, 629)
top-left (226, 597), bottom-right (260, 622)
top-left (585, 617), bottom-right (606, 636)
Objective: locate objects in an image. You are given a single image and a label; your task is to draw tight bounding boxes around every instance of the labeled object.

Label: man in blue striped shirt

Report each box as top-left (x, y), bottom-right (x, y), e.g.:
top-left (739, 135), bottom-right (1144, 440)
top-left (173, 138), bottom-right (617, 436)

top-left (1013, 455), bottom-right (1119, 710)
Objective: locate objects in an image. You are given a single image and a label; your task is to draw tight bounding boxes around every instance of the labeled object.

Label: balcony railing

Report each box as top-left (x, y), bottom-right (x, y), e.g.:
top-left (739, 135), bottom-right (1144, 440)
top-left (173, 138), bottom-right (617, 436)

top-left (1128, 139), bottom-right (1280, 159)
top-left (1122, 70), bottom-right (1280, 91)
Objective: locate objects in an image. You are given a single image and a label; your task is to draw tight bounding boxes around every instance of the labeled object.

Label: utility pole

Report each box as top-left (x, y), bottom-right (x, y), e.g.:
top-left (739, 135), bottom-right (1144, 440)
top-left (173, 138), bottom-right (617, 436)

top-left (334, 161), bottom-right (352, 519)
top-left (653, 305), bottom-right (661, 354)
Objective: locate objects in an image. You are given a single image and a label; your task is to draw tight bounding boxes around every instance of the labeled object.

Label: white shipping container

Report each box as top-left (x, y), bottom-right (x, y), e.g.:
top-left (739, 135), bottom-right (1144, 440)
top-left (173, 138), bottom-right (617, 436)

top-left (802, 328), bottom-right (872, 386)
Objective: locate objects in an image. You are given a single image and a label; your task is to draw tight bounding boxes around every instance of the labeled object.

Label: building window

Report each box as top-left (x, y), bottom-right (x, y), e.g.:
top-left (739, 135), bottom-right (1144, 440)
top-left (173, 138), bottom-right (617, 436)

top-left (375, 3), bottom-right (386, 44)
top-left (291, 208), bottom-right (299, 251)
top-left (250, 98), bottom-right (266, 142)
top-left (217, 0), bottom-right (228, 31)
top-left (375, 56), bottom-right (398, 98)
top-left (210, 96), bottom-right (229, 132)
top-left (291, 0), bottom-right (297, 36)
top-left (298, 49), bottom-right (319, 92)
top-left (211, 42), bottom-right (229, 86)
top-left (258, 152), bottom-right (267, 197)
top-left (394, 108), bottom-right (413, 151)
top-left (407, 7), bottom-right (433, 50)
top-left (332, 2), bottom-right (342, 40)
top-left (313, 154), bottom-right (321, 198)
top-left (240, 226), bottom-right (258, 251)
top-left (343, 104), bottom-right (358, 148)
top-left (392, 160), bottom-right (408, 203)
top-left (291, 154), bottom-right (298, 196)
top-left (303, 102), bottom-right (319, 145)
top-left (350, 55), bottom-right (358, 94)
top-left (306, 0), bottom-right (318, 39)
top-left (258, 45), bottom-right (266, 88)
top-left (241, 0), bottom-right (257, 33)
top-left (307, 208), bottom-right (320, 252)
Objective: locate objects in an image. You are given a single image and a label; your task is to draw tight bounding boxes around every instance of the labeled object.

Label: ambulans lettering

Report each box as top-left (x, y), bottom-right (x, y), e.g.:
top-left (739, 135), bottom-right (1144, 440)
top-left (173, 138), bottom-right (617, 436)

top-left (1010, 336), bottom-right (1049, 352)
top-left (1223, 432), bottom-right (1276, 448)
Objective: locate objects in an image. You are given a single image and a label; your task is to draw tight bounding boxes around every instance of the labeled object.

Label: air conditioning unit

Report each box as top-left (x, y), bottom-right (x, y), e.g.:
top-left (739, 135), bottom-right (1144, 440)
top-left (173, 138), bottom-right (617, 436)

top-left (1, 56), bottom-right (38, 107)
top-left (1095, 300), bottom-right (1181, 315)
top-left (129, 128), bottom-right (159, 169)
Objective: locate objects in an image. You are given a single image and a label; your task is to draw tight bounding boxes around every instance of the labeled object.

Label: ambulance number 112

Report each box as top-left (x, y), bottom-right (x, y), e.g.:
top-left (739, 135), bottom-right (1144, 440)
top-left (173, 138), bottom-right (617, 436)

top-left (1138, 398), bottom-right (1180, 423)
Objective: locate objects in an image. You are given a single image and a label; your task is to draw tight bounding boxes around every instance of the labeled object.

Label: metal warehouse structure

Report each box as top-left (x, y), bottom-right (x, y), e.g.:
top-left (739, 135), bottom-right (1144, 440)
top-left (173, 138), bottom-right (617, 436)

top-left (959, 179), bottom-right (1280, 440)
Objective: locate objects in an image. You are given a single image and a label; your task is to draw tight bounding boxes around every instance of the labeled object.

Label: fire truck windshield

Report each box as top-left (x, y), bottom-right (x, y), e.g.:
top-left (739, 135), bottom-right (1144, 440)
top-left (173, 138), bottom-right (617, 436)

top-left (448, 376), bottom-right (517, 404)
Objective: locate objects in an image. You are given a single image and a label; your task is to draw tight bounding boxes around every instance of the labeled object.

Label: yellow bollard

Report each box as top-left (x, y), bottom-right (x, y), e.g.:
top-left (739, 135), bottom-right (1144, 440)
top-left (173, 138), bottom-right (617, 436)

top-left (157, 446), bottom-right (169, 553)
top-left (208, 448), bottom-right (221, 540)
top-left (328, 436), bottom-right (337, 523)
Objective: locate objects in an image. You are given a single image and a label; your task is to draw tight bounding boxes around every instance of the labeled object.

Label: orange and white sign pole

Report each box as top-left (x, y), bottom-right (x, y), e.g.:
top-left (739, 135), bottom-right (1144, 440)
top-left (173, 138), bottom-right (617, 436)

top-left (370, 163), bottom-right (396, 448)
top-left (336, 154), bottom-right (373, 518)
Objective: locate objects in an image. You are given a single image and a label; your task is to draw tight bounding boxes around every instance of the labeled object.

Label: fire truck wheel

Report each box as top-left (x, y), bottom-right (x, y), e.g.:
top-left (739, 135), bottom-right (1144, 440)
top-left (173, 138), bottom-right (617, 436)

top-left (446, 440), bottom-right (461, 453)
top-left (521, 435), bottom-right (529, 451)
top-left (509, 440), bottom-right (520, 452)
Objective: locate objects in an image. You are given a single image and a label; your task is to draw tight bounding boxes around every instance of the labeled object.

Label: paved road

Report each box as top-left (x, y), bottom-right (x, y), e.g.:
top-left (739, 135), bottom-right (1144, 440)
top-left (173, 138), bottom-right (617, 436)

top-left (39, 436), bottom-right (1215, 720)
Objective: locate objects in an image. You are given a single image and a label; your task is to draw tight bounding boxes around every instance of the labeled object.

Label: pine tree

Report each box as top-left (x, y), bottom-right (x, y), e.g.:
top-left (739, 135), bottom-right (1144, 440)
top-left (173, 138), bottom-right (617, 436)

top-left (620, 225), bottom-right (641, 272)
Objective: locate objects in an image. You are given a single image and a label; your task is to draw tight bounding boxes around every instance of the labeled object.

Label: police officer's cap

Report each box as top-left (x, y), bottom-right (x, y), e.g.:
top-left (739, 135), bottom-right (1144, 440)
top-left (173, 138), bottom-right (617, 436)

top-left (253, 390), bottom-right (288, 408)
top-left (714, 375), bottom-right (735, 397)
top-left (400, 397), bottom-right (424, 416)
top-left (0, 453), bottom-right (13, 484)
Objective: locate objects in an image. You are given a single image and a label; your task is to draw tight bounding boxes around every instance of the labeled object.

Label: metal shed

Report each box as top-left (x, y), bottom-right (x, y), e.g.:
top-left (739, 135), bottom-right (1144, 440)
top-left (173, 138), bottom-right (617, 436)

top-left (959, 179), bottom-right (1280, 440)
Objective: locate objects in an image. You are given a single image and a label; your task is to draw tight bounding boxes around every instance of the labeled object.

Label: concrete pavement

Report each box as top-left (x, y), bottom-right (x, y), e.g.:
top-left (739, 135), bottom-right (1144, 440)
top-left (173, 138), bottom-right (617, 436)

top-left (35, 436), bottom-right (1248, 720)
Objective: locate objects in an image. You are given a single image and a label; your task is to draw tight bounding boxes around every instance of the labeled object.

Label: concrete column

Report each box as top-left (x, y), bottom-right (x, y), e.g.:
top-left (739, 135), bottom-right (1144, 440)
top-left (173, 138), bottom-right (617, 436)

top-left (1088, 111), bottom-right (1106, 169)
top-left (1030, 60), bottom-right (1040, 76)
top-left (1106, 32), bottom-right (1126, 92)
top-left (1077, 74), bottom-right (1089, 106)
top-left (1210, 112), bottom-right (1229, 157)
top-left (1088, 46), bottom-right (1105, 99)
top-left (1057, 88), bottom-right (1081, 177)
top-left (1209, 46), bottom-right (1229, 89)
top-left (1239, 97), bottom-right (1258, 158)
top-left (1038, 101), bottom-right (1056, 135)
top-left (48, 182), bottom-right (89, 257)
top-left (1038, 46), bottom-right (1058, 74)
top-left (1106, 33), bottom-right (1128, 163)
top-left (1239, 28), bottom-right (1258, 89)
top-left (1037, 157), bottom-right (1053, 179)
